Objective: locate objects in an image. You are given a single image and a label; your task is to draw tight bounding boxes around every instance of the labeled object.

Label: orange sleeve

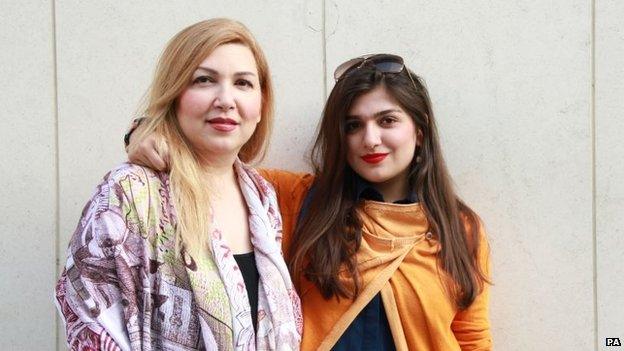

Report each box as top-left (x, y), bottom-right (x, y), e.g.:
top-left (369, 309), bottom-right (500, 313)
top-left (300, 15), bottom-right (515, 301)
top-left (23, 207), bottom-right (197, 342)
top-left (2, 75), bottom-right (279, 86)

top-left (258, 169), bottom-right (314, 258)
top-left (450, 222), bottom-right (493, 351)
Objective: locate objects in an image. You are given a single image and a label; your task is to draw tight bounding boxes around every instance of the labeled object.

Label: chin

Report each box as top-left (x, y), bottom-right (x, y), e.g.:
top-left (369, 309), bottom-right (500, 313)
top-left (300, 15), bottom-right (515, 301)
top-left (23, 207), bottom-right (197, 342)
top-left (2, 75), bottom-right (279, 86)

top-left (356, 169), bottom-right (390, 184)
top-left (198, 141), bottom-right (242, 156)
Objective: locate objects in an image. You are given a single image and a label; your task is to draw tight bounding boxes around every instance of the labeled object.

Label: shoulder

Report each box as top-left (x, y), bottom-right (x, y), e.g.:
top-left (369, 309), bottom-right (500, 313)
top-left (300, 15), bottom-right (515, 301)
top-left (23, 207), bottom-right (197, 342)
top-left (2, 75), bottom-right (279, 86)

top-left (257, 168), bottom-right (315, 214)
top-left (458, 208), bottom-right (487, 242)
top-left (103, 162), bottom-right (166, 186)
top-left (102, 163), bottom-right (168, 195)
top-left (258, 168), bottom-right (315, 194)
top-left (459, 210), bottom-right (491, 275)
top-left (71, 164), bottom-right (167, 256)
top-left (89, 163), bottom-right (170, 217)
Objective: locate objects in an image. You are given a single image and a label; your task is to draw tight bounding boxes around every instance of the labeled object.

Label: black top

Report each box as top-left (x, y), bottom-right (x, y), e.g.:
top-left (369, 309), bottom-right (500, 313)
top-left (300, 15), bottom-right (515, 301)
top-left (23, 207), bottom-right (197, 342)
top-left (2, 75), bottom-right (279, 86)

top-left (233, 251), bottom-right (260, 332)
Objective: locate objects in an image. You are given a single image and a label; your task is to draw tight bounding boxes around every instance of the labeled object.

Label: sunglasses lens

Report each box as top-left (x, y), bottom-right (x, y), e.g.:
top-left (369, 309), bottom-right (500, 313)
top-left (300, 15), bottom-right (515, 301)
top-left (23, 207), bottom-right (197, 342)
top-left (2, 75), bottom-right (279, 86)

top-left (334, 58), bottom-right (363, 81)
top-left (334, 54), bottom-right (406, 81)
top-left (374, 61), bottom-right (403, 73)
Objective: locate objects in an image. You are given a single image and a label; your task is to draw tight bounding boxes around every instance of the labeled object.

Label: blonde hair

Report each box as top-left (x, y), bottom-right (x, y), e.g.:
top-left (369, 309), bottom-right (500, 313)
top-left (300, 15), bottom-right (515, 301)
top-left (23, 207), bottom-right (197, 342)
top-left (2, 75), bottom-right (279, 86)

top-left (132, 18), bottom-right (274, 255)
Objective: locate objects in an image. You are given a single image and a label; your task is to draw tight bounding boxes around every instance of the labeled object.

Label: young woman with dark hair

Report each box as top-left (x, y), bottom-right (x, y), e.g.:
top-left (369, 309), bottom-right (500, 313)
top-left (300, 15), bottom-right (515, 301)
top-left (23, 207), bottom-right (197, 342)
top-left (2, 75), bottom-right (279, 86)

top-left (127, 54), bottom-right (492, 351)
top-left (282, 55), bottom-right (491, 350)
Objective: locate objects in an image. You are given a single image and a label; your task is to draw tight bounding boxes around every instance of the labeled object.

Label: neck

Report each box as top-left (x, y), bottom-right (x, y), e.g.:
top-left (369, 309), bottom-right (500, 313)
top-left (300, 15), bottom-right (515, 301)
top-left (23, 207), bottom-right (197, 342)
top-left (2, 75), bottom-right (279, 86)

top-left (374, 174), bottom-right (410, 203)
top-left (196, 152), bottom-right (239, 185)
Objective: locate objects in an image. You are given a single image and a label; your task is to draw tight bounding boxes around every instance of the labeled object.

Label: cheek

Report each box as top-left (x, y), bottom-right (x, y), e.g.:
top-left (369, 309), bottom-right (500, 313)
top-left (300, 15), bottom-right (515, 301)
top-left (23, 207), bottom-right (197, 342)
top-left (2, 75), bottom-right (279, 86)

top-left (345, 134), bottom-right (361, 170)
top-left (345, 134), bottom-right (359, 163)
top-left (390, 127), bottom-right (418, 156)
top-left (240, 92), bottom-right (262, 122)
top-left (177, 89), bottom-right (209, 117)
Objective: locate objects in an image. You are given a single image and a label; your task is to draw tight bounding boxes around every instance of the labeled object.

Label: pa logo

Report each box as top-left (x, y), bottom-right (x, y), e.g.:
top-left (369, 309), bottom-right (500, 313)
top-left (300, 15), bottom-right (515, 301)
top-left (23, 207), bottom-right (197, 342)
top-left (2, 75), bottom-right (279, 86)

top-left (607, 337), bottom-right (622, 346)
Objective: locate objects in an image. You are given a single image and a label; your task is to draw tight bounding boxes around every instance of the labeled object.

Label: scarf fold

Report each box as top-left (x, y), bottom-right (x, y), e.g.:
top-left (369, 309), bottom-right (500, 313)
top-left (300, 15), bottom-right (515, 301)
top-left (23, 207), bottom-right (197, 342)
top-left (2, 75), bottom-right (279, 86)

top-left (188, 160), bottom-right (302, 350)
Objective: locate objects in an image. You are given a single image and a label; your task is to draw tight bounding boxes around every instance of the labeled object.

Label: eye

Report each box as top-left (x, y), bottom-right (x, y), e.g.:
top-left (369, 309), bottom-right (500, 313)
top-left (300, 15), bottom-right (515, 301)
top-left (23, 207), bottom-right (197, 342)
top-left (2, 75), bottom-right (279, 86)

top-left (235, 79), bottom-right (254, 89)
top-left (192, 75), bottom-right (215, 85)
top-left (379, 116), bottom-right (397, 127)
top-left (344, 120), bottom-right (361, 133)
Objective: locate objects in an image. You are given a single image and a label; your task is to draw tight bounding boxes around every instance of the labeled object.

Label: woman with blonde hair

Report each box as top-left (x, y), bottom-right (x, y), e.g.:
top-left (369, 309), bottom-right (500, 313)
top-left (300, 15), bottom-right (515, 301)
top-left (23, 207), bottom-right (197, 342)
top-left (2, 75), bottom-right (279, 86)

top-left (55, 19), bottom-right (301, 350)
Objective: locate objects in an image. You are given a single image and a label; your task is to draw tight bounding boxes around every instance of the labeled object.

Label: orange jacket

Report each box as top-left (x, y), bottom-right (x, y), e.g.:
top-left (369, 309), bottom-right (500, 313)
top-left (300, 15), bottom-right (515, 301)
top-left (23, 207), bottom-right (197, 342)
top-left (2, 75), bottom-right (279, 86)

top-left (260, 169), bottom-right (492, 351)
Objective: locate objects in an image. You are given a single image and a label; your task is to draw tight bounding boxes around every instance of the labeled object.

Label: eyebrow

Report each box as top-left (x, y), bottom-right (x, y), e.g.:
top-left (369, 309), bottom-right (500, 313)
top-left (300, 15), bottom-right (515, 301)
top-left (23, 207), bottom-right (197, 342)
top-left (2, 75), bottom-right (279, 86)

top-left (196, 66), bottom-right (257, 77)
top-left (346, 108), bottom-right (403, 119)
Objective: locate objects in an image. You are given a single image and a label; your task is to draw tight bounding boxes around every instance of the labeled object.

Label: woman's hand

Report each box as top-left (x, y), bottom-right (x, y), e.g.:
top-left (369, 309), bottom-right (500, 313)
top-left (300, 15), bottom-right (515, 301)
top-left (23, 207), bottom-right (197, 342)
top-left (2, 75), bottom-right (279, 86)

top-left (127, 125), bottom-right (170, 171)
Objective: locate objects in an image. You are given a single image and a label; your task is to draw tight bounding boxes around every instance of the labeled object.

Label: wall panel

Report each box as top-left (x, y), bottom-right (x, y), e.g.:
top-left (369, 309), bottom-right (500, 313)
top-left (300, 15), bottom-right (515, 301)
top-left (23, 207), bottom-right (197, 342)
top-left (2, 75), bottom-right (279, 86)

top-left (596, 0), bottom-right (624, 349)
top-left (0, 1), bottom-right (57, 349)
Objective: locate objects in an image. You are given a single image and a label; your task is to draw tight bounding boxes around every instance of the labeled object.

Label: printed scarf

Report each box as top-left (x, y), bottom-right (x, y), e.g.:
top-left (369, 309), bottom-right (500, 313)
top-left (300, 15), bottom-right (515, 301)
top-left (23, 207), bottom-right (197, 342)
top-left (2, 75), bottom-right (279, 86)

top-left (55, 162), bottom-right (302, 350)
top-left (187, 160), bottom-right (302, 350)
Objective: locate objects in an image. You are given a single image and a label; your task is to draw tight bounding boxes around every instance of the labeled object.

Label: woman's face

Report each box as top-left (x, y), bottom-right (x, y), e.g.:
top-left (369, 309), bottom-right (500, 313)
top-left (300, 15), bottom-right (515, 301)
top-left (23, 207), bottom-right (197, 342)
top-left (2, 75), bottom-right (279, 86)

top-left (345, 86), bottom-right (419, 197)
top-left (176, 43), bottom-right (262, 162)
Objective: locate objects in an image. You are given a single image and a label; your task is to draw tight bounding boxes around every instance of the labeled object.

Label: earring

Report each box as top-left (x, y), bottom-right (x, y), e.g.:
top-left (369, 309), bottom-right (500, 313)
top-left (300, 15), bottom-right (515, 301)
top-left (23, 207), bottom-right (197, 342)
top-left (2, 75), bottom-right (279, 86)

top-left (416, 155), bottom-right (422, 163)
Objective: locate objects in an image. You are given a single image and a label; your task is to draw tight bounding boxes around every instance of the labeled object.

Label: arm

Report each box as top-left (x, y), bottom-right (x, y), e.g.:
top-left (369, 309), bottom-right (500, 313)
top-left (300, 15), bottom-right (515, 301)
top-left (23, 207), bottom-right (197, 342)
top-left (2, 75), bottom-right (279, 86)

top-left (451, 224), bottom-right (493, 351)
top-left (55, 169), bottom-right (139, 351)
top-left (55, 276), bottom-right (125, 351)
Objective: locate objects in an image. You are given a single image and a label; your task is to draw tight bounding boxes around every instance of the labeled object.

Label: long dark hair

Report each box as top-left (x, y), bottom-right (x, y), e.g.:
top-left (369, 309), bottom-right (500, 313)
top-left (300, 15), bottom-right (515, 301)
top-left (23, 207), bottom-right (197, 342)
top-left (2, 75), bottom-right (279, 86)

top-left (288, 65), bottom-right (489, 309)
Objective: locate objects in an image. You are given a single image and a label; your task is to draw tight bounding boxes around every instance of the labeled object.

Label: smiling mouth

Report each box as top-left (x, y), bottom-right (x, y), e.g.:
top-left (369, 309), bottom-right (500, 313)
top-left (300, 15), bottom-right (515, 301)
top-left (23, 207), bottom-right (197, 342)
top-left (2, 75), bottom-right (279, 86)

top-left (207, 117), bottom-right (239, 125)
top-left (361, 153), bottom-right (389, 164)
top-left (207, 117), bottom-right (239, 132)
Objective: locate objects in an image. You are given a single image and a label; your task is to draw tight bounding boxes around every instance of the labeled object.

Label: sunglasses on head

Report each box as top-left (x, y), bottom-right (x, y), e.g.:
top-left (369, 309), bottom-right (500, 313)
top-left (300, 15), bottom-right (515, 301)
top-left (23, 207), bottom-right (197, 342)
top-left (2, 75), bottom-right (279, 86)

top-left (333, 53), bottom-right (418, 90)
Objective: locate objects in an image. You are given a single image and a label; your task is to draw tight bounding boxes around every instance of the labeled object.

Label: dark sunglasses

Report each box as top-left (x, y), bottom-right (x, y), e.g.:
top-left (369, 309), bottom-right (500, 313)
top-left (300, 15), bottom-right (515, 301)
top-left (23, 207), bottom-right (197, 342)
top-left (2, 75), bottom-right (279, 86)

top-left (333, 53), bottom-right (418, 90)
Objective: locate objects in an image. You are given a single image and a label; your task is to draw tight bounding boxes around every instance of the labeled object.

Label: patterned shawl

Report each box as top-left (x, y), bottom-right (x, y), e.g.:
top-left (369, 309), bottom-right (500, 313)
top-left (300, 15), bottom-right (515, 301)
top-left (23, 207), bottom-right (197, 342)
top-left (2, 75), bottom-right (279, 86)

top-left (55, 161), bottom-right (302, 350)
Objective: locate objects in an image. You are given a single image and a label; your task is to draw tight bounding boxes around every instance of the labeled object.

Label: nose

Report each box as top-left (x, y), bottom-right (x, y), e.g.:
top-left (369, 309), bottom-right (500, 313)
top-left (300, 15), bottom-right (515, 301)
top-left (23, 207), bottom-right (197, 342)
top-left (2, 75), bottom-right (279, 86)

top-left (362, 124), bottom-right (381, 150)
top-left (214, 84), bottom-right (235, 111)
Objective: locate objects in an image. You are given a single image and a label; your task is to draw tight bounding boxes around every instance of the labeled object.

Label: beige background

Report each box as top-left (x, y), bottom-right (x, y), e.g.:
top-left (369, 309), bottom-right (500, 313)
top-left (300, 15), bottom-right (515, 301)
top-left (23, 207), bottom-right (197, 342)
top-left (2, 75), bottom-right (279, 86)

top-left (1, 1), bottom-right (622, 350)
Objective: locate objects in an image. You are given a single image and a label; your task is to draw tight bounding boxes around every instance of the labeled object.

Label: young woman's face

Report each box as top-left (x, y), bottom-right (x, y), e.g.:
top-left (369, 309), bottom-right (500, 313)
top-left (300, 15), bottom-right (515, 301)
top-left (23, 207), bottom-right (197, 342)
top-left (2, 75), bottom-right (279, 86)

top-left (176, 43), bottom-right (262, 161)
top-left (345, 86), bottom-right (419, 195)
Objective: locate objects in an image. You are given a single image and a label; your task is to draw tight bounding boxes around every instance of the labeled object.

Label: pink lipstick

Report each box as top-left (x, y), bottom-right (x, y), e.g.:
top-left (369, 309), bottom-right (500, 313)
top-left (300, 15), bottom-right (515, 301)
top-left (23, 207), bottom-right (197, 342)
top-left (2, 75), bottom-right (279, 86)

top-left (207, 117), bottom-right (239, 132)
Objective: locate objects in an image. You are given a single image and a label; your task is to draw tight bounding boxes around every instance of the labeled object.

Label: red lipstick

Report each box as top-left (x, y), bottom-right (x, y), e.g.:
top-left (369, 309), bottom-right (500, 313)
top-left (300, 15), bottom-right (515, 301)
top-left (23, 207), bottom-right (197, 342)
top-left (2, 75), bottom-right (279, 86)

top-left (207, 117), bottom-right (239, 132)
top-left (361, 153), bottom-right (388, 164)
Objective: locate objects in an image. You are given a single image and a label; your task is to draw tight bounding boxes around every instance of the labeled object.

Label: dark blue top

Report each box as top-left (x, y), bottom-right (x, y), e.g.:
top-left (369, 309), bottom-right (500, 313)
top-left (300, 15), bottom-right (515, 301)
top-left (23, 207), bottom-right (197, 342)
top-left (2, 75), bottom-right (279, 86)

top-left (352, 174), bottom-right (418, 205)
top-left (300, 175), bottom-right (417, 351)
top-left (332, 293), bottom-right (396, 351)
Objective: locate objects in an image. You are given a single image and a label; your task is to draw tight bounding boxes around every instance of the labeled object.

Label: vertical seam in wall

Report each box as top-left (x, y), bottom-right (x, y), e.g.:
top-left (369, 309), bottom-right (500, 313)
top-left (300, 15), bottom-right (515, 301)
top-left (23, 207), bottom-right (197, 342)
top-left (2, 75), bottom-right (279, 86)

top-left (322, 0), bottom-right (327, 99)
top-left (51, 0), bottom-right (60, 349)
top-left (591, 0), bottom-right (598, 349)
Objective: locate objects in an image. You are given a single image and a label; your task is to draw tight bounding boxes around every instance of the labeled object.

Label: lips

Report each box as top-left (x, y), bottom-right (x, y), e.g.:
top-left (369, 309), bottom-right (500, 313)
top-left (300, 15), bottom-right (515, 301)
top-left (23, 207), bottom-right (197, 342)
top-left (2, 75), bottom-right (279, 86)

top-left (207, 117), bottom-right (239, 132)
top-left (361, 153), bottom-right (388, 164)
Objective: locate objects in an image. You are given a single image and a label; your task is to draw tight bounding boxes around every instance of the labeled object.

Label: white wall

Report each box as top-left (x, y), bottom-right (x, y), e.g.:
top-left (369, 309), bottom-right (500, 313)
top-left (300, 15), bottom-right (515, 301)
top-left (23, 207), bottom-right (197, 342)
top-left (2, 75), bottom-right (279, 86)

top-left (1, 1), bottom-right (621, 350)
top-left (0, 1), bottom-right (57, 348)
top-left (596, 0), bottom-right (624, 348)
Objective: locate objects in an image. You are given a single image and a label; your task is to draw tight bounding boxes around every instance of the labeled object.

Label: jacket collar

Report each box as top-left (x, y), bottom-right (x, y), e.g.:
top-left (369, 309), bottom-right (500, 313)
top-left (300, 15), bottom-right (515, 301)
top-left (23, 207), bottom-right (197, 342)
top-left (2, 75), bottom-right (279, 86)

top-left (353, 174), bottom-right (418, 204)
